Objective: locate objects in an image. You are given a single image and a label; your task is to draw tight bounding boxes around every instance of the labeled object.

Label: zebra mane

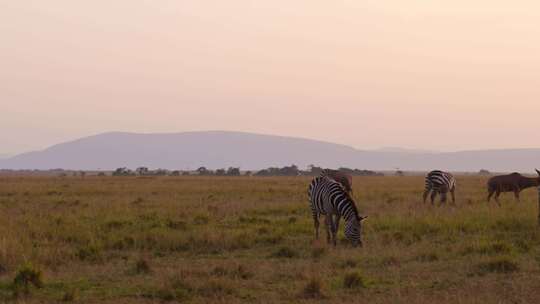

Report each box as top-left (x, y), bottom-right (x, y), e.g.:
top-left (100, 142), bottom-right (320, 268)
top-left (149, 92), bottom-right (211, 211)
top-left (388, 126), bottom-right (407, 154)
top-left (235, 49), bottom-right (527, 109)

top-left (322, 176), bottom-right (360, 221)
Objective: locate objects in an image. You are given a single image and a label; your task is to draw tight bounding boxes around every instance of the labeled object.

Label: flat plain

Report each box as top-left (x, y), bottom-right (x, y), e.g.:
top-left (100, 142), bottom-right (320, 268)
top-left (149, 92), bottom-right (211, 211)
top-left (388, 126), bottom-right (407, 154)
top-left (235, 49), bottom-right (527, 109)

top-left (1, 175), bottom-right (540, 303)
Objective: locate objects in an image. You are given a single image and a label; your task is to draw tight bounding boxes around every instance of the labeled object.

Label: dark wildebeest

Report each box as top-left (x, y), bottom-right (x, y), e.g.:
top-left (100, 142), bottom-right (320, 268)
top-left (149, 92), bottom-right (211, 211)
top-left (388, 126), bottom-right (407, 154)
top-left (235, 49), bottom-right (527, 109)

top-left (320, 169), bottom-right (353, 194)
top-left (487, 170), bottom-right (540, 203)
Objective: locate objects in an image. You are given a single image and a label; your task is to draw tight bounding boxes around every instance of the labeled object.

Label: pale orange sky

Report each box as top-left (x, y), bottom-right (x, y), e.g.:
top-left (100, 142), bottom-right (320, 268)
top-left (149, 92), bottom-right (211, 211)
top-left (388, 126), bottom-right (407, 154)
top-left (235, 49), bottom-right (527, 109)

top-left (2, 1), bottom-right (540, 155)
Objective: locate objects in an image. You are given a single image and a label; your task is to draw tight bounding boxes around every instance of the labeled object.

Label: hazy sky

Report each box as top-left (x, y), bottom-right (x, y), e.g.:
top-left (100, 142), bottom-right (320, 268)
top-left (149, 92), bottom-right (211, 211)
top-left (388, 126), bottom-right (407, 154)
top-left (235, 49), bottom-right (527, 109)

top-left (3, 1), bottom-right (540, 155)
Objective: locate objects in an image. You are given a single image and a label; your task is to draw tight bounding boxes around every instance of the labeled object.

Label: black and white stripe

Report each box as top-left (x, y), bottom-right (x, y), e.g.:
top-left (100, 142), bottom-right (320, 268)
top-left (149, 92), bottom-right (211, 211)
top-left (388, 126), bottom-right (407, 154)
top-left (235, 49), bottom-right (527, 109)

top-left (423, 170), bottom-right (456, 204)
top-left (308, 176), bottom-right (365, 247)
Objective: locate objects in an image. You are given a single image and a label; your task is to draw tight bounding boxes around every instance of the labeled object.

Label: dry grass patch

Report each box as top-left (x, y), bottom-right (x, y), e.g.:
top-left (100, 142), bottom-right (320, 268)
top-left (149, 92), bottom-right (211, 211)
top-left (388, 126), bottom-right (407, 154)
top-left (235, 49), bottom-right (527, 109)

top-left (1, 175), bottom-right (540, 303)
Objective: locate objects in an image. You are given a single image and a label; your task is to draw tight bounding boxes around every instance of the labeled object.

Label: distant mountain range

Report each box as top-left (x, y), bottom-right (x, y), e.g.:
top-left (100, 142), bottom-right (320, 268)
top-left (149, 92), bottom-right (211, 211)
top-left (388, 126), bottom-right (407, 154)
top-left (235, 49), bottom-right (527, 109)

top-left (1, 131), bottom-right (540, 172)
top-left (373, 147), bottom-right (440, 154)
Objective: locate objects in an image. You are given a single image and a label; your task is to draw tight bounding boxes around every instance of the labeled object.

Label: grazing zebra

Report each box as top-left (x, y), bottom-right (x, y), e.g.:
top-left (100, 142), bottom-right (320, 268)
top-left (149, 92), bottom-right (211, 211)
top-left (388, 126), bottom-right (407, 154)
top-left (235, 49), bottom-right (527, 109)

top-left (308, 176), bottom-right (366, 247)
top-left (423, 170), bottom-right (456, 204)
top-left (320, 169), bottom-right (353, 194)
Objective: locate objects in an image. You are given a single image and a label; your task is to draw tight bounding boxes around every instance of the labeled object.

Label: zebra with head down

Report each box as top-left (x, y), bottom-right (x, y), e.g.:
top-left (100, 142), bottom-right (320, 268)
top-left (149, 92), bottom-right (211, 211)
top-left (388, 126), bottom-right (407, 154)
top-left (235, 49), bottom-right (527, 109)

top-left (308, 176), bottom-right (366, 247)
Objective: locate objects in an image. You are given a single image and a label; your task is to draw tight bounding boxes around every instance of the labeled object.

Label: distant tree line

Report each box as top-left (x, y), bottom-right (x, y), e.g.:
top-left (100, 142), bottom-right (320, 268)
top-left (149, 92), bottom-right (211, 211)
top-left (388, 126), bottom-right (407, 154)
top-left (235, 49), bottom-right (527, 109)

top-left (197, 167), bottom-right (241, 176)
top-left (111, 166), bottom-right (242, 176)
top-left (254, 165), bottom-right (301, 176)
top-left (112, 167), bottom-right (189, 176)
top-left (108, 165), bottom-right (383, 177)
top-left (306, 165), bottom-right (383, 177)
top-left (253, 165), bottom-right (383, 177)
top-left (478, 169), bottom-right (491, 175)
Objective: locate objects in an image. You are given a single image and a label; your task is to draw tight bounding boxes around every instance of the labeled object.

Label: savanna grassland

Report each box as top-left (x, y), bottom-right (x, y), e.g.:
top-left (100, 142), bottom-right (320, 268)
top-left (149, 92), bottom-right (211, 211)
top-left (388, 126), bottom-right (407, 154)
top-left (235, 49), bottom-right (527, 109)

top-left (1, 175), bottom-right (540, 303)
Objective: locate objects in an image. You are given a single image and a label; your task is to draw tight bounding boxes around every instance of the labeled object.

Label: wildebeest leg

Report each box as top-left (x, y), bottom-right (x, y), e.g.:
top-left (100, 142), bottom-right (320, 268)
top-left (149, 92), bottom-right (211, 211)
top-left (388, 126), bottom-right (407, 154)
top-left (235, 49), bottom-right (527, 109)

top-left (423, 190), bottom-right (430, 203)
top-left (494, 190), bottom-right (501, 206)
top-left (514, 190), bottom-right (520, 202)
top-left (487, 188), bottom-right (494, 202)
top-left (430, 191), bottom-right (437, 205)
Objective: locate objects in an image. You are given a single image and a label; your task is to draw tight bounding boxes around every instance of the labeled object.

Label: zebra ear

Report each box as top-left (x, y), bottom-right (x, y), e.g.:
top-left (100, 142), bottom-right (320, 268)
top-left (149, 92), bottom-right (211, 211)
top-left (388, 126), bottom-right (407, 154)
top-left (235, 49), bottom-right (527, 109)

top-left (536, 169), bottom-right (540, 176)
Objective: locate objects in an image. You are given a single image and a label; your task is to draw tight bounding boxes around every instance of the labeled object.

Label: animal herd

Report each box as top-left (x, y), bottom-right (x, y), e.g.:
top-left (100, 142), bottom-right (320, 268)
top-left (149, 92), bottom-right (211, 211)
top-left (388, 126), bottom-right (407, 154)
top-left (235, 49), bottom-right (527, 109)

top-left (308, 169), bottom-right (540, 247)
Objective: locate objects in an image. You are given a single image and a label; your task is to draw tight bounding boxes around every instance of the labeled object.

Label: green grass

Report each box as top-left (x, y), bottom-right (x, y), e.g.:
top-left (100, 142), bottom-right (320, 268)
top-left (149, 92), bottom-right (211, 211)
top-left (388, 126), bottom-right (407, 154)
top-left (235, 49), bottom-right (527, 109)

top-left (0, 175), bottom-right (540, 303)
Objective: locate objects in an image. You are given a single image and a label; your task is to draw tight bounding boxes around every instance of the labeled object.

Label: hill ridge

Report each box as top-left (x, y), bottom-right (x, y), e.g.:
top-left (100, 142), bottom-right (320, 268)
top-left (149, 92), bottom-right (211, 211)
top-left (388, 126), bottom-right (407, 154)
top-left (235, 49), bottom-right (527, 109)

top-left (1, 131), bottom-right (540, 172)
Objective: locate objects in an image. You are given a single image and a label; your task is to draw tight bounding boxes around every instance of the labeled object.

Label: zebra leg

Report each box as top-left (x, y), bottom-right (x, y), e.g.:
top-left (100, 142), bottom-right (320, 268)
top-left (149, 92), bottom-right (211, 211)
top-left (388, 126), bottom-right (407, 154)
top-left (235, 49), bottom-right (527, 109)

top-left (430, 191), bottom-right (437, 205)
top-left (325, 215), bottom-right (337, 246)
top-left (330, 215), bottom-right (336, 247)
top-left (334, 215), bottom-right (341, 235)
top-left (440, 192), bottom-right (447, 205)
top-left (324, 215), bottom-right (332, 244)
top-left (332, 215), bottom-right (341, 246)
top-left (330, 215), bottom-right (338, 247)
top-left (422, 190), bottom-right (430, 204)
top-left (451, 188), bottom-right (456, 204)
top-left (313, 213), bottom-right (320, 240)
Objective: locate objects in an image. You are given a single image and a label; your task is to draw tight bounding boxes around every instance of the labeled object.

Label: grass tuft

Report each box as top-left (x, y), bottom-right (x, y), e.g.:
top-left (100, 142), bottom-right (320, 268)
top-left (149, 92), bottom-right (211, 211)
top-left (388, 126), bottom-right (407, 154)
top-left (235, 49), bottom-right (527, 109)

top-left (76, 244), bottom-right (102, 262)
top-left (61, 289), bottom-right (79, 302)
top-left (271, 246), bottom-right (298, 258)
top-left (233, 265), bottom-right (254, 280)
top-left (415, 252), bottom-right (439, 262)
top-left (211, 265), bottom-right (253, 279)
top-left (476, 257), bottom-right (520, 275)
top-left (339, 258), bottom-right (358, 269)
top-left (12, 263), bottom-right (43, 296)
top-left (301, 278), bottom-right (324, 299)
top-left (211, 266), bottom-right (228, 277)
top-left (145, 277), bottom-right (192, 302)
top-left (343, 272), bottom-right (368, 289)
top-left (166, 219), bottom-right (188, 230)
top-left (197, 280), bottom-right (235, 298)
top-left (193, 215), bottom-right (209, 225)
top-left (311, 247), bottom-right (326, 259)
top-left (134, 258), bottom-right (151, 275)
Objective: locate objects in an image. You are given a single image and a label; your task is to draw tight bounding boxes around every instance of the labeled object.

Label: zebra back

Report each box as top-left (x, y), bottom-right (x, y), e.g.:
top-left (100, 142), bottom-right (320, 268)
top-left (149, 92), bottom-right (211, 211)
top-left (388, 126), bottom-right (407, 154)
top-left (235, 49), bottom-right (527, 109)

top-left (309, 176), bottom-right (358, 220)
top-left (425, 170), bottom-right (455, 192)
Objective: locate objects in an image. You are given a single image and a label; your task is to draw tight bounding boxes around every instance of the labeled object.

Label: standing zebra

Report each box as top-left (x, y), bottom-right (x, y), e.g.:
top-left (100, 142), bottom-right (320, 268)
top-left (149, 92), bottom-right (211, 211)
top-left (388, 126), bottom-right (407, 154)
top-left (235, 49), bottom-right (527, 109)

top-left (423, 170), bottom-right (456, 204)
top-left (308, 176), bottom-right (366, 247)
